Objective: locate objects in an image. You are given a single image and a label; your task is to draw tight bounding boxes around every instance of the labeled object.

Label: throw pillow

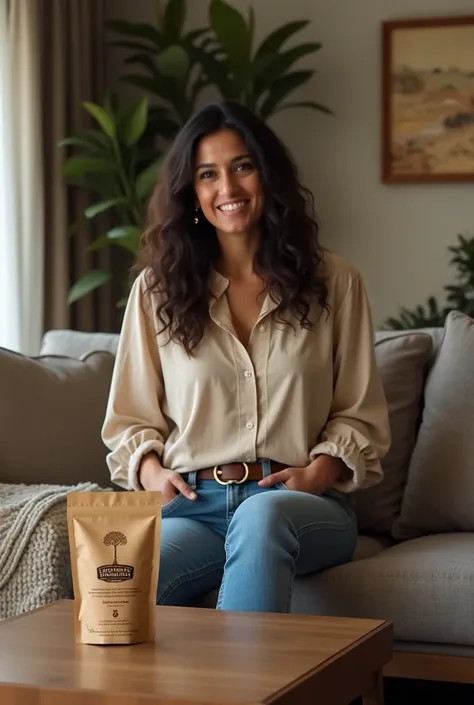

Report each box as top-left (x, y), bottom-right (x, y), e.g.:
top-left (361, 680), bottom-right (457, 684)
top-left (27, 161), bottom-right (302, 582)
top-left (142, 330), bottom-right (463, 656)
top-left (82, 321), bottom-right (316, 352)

top-left (392, 311), bottom-right (474, 539)
top-left (355, 331), bottom-right (433, 534)
top-left (0, 349), bottom-right (114, 487)
top-left (40, 329), bottom-right (119, 358)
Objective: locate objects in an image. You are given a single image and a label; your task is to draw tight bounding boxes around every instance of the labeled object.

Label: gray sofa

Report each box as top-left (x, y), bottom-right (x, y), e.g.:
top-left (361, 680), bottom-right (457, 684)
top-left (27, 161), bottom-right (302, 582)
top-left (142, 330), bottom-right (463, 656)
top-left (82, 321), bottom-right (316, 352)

top-left (2, 309), bottom-right (474, 685)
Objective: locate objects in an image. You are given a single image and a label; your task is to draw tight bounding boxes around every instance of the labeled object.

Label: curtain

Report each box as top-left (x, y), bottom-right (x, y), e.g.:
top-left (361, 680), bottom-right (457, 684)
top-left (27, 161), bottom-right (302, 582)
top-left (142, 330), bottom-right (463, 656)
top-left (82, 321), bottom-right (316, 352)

top-left (40, 0), bottom-right (116, 334)
top-left (0, 0), bottom-right (44, 355)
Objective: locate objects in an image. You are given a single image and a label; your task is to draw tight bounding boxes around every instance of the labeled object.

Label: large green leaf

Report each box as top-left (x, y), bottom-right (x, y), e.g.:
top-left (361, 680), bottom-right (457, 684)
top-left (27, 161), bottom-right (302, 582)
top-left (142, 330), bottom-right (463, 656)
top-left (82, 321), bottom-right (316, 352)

top-left (157, 44), bottom-right (190, 81)
top-left (209, 0), bottom-right (251, 84)
top-left (88, 231), bottom-right (141, 254)
top-left (123, 73), bottom-right (190, 122)
top-left (108, 40), bottom-right (157, 53)
top-left (81, 172), bottom-right (118, 198)
top-left (121, 73), bottom-right (175, 101)
top-left (115, 237), bottom-right (141, 255)
top-left (108, 225), bottom-right (142, 240)
top-left (105, 20), bottom-right (162, 47)
top-left (136, 160), bottom-right (162, 200)
top-left (83, 102), bottom-right (116, 138)
top-left (85, 197), bottom-right (131, 219)
top-left (163, 0), bottom-right (186, 41)
top-left (274, 100), bottom-right (333, 116)
top-left (186, 44), bottom-right (234, 98)
top-left (107, 226), bottom-right (142, 254)
top-left (259, 70), bottom-right (314, 119)
top-left (124, 52), bottom-right (158, 73)
top-left (88, 233), bottom-right (139, 254)
top-left (68, 270), bottom-right (112, 304)
top-left (88, 234), bottom-right (112, 252)
top-left (58, 131), bottom-right (111, 156)
top-left (121, 97), bottom-right (149, 146)
top-left (103, 91), bottom-right (121, 116)
top-left (62, 157), bottom-right (116, 177)
top-left (253, 43), bottom-right (321, 95)
top-left (254, 21), bottom-right (309, 61)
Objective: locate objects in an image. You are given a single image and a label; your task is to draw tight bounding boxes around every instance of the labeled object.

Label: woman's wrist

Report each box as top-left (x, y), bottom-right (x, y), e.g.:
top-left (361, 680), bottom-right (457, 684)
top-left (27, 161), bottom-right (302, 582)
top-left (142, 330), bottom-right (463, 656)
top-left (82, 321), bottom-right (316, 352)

top-left (308, 455), bottom-right (351, 484)
top-left (138, 451), bottom-right (164, 490)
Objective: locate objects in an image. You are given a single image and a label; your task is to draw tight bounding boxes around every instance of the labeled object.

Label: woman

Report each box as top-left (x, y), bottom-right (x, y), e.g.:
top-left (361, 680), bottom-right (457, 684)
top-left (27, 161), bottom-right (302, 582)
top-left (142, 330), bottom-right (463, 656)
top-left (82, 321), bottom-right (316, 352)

top-left (102, 100), bottom-right (390, 613)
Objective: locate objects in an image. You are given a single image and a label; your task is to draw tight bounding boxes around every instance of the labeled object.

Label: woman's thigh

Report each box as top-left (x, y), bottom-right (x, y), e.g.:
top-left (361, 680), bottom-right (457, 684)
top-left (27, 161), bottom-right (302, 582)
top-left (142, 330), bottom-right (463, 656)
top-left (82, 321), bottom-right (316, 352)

top-left (239, 485), bottom-right (358, 575)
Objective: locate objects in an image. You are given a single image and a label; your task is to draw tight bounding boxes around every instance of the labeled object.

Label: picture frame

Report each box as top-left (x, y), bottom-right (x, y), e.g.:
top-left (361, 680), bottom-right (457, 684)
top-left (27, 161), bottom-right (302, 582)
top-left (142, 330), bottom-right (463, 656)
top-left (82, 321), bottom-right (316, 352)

top-left (381, 15), bottom-right (474, 184)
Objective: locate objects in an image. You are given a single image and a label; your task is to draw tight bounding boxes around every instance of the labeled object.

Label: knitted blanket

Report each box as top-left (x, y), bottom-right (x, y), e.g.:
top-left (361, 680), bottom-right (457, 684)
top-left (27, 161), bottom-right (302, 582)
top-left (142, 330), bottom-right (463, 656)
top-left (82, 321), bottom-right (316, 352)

top-left (0, 482), bottom-right (103, 619)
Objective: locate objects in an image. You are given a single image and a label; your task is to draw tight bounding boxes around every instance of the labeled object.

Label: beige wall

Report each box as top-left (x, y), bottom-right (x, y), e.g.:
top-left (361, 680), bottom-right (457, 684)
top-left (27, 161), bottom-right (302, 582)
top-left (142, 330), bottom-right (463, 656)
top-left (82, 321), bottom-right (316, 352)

top-left (105, 0), bottom-right (474, 326)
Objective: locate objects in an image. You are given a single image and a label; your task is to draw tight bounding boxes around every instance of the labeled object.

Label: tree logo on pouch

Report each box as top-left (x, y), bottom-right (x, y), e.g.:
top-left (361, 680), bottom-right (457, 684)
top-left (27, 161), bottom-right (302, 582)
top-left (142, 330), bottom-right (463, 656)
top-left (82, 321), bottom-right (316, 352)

top-left (97, 531), bottom-right (134, 582)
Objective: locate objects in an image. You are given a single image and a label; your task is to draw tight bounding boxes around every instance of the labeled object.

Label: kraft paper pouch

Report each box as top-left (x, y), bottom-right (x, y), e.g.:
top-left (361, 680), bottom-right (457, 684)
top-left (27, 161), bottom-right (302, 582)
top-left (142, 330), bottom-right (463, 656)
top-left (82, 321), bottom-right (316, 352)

top-left (67, 491), bottom-right (161, 645)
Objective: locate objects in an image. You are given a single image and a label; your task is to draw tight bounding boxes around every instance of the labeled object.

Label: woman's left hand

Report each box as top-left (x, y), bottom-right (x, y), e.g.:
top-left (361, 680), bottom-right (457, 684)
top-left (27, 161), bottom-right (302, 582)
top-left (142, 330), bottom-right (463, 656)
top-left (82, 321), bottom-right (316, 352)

top-left (258, 455), bottom-right (350, 494)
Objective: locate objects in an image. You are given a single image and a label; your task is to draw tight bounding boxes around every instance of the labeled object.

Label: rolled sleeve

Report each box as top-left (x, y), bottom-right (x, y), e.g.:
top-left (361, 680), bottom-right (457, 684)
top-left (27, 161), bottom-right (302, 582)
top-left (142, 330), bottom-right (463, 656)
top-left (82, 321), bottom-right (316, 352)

top-left (101, 272), bottom-right (169, 490)
top-left (310, 272), bottom-right (390, 492)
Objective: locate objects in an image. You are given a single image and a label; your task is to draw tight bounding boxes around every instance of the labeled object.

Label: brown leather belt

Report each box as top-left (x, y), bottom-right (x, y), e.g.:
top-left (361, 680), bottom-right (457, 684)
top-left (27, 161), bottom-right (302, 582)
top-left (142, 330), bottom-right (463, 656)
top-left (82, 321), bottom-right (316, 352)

top-left (196, 461), bottom-right (286, 485)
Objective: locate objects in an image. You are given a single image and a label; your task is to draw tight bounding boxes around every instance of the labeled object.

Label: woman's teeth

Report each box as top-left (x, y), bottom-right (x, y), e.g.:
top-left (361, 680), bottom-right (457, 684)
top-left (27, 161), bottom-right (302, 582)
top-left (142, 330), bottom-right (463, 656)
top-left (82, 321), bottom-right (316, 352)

top-left (218, 201), bottom-right (246, 212)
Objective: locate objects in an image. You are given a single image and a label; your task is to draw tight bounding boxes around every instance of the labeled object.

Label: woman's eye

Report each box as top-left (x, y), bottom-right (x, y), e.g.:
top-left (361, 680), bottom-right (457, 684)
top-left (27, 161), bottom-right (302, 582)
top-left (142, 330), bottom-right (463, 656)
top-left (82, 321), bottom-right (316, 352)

top-left (236, 162), bottom-right (253, 172)
top-left (200, 170), bottom-right (214, 180)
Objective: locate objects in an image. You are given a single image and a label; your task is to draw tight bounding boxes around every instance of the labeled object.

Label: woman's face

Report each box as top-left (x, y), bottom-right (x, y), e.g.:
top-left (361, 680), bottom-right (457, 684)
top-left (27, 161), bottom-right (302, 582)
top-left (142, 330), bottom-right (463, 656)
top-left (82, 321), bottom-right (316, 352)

top-left (193, 129), bottom-right (264, 237)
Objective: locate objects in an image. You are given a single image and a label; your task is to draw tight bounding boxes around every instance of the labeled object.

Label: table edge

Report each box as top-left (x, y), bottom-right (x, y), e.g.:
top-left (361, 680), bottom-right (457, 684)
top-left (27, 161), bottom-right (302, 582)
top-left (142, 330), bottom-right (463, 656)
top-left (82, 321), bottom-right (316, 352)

top-left (264, 620), bottom-right (393, 705)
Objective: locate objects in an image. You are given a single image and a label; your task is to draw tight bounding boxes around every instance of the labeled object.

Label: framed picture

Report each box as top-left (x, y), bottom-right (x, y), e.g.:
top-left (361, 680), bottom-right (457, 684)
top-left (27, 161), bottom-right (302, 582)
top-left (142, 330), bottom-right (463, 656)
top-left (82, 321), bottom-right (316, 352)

top-left (382, 15), bottom-right (474, 183)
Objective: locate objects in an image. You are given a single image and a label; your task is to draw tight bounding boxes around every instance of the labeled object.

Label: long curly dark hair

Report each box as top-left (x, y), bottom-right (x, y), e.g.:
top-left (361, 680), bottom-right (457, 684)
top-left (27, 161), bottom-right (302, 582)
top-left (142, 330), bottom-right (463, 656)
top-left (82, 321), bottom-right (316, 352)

top-left (138, 100), bottom-right (329, 354)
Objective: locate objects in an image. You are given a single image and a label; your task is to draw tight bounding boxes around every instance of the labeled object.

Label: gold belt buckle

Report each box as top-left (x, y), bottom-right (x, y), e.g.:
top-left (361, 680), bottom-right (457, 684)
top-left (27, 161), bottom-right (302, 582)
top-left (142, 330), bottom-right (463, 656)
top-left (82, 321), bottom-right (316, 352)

top-left (213, 462), bottom-right (249, 486)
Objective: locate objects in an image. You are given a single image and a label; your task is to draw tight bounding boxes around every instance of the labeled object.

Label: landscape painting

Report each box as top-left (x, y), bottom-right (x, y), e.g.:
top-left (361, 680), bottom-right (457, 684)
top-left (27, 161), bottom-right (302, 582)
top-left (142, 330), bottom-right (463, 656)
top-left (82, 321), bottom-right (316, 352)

top-left (382, 16), bottom-right (474, 183)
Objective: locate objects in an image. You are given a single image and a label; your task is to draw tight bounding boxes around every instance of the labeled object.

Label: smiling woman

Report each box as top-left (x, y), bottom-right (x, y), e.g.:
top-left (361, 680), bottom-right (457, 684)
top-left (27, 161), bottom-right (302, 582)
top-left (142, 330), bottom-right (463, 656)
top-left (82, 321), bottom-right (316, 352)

top-left (101, 100), bottom-right (390, 615)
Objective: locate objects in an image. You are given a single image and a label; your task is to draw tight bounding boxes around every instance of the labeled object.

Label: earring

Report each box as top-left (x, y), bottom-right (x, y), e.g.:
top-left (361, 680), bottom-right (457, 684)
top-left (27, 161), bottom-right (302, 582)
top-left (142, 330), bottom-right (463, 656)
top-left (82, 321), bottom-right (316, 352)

top-left (193, 208), bottom-right (199, 225)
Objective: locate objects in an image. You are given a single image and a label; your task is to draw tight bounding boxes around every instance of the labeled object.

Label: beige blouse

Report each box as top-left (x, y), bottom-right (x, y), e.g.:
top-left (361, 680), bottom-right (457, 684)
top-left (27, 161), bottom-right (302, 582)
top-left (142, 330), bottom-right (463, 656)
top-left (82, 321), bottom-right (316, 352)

top-left (102, 251), bottom-right (390, 493)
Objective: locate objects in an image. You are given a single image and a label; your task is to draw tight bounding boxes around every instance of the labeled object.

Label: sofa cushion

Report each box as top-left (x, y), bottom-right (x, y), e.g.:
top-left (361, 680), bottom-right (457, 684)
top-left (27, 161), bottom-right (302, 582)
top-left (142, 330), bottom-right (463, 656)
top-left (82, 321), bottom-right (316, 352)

top-left (392, 311), bottom-right (474, 539)
top-left (354, 331), bottom-right (433, 534)
top-left (291, 534), bottom-right (474, 645)
top-left (351, 534), bottom-right (394, 560)
top-left (40, 329), bottom-right (120, 358)
top-left (0, 348), bottom-right (114, 487)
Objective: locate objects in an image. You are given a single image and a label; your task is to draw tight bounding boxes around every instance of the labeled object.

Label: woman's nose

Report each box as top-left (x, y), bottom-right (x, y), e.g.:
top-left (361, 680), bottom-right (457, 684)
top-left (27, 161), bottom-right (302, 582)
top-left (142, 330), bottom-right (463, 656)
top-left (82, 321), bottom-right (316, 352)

top-left (219, 172), bottom-right (239, 198)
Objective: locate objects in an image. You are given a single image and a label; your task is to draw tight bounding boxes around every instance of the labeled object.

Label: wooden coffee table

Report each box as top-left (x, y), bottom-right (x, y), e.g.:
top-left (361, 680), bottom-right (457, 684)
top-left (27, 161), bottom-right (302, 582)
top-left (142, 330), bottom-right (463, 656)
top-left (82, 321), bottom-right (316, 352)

top-left (0, 600), bottom-right (392, 705)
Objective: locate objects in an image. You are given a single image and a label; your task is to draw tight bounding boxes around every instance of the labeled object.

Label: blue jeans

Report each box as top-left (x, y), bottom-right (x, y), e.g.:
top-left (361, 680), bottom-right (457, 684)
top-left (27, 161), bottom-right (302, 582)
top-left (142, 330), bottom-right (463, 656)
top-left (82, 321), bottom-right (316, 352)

top-left (158, 460), bottom-right (357, 612)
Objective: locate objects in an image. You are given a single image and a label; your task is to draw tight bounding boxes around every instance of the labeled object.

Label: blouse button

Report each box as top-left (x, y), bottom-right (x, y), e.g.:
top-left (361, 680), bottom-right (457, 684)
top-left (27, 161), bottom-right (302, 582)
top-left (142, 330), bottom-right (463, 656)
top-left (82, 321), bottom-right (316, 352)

top-left (258, 324), bottom-right (266, 332)
top-left (244, 370), bottom-right (253, 379)
top-left (246, 420), bottom-right (254, 430)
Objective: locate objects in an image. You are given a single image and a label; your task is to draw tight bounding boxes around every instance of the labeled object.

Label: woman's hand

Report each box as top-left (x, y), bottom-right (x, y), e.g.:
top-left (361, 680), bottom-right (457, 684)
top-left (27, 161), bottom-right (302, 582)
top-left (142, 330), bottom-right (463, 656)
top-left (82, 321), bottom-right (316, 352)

top-left (258, 455), bottom-right (350, 494)
top-left (138, 452), bottom-right (197, 503)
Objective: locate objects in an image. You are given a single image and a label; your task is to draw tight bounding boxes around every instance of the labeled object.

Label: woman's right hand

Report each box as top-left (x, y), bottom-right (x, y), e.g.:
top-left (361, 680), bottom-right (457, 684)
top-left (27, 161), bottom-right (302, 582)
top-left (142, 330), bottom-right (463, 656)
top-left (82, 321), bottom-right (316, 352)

top-left (138, 452), bottom-right (197, 504)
